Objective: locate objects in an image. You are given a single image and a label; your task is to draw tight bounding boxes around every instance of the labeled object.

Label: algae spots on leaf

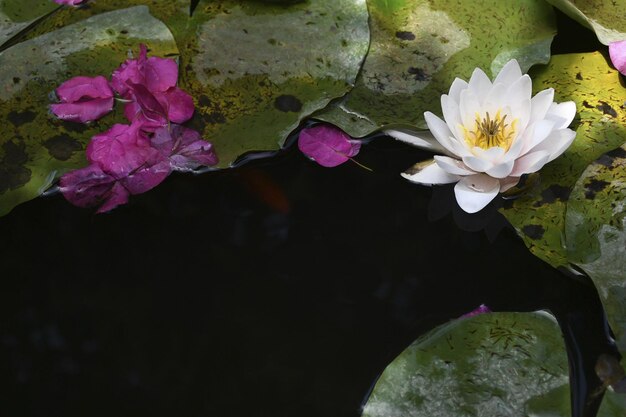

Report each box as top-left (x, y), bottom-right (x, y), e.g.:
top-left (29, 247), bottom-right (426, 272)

top-left (44, 135), bottom-right (82, 161)
top-left (0, 141), bottom-right (31, 193)
top-left (274, 94), bottom-right (302, 112)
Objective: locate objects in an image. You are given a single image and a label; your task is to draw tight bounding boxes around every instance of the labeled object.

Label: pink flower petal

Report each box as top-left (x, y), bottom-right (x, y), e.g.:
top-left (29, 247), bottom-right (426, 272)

top-left (87, 123), bottom-right (163, 177)
top-left (157, 87), bottom-right (195, 124)
top-left (121, 160), bottom-right (171, 195)
top-left (152, 125), bottom-right (218, 170)
top-left (55, 75), bottom-right (112, 103)
top-left (50, 97), bottom-right (114, 123)
top-left (59, 165), bottom-right (117, 208)
top-left (460, 304), bottom-right (492, 319)
top-left (298, 124), bottom-right (361, 167)
top-left (111, 44), bottom-right (148, 96)
top-left (50, 75), bottom-right (114, 123)
top-left (54, 0), bottom-right (86, 5)
top-left (145, 56), bottom-right (179, 92)
top-left (609, 40), bottom-right (626, 75)
top-left (96, 182), bottom-right (131, 213)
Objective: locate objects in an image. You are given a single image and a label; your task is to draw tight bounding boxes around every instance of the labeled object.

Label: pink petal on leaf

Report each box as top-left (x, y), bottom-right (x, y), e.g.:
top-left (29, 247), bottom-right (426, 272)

top-left (87, 123), bottom-right (163, 177)
top-left (121, 160), bottom-right (171, 195)
top-left (144, 56), bottom-right (179, 92)
top-left (157, 87), bottom-right (195, 124)
top-left (50, 97), bottom-right (114, 123)
top-left (55, 75), bottom-right (112, 102)
top-left (111, 44), bottom-right (148, 96)
top-left (50, 75), bottom-right (114, 123)
top-left (152, 125), bottom-right (218, 171)
top-left (298, 124), bottom-right (361, 167)
top-left (609, 40), bottom-right (626, 75)
top-left (54, 0), bottom-right (86, 5)
top-left (96, 182), bottom-right (131, 213)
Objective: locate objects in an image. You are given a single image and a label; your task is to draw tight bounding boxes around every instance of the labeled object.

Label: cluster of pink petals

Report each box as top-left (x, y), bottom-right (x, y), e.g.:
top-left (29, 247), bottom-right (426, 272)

top-left (52, 44), bottom-right (217, 213)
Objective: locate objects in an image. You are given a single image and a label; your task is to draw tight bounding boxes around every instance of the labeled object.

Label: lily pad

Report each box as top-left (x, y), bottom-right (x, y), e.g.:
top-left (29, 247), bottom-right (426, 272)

top-left (314, 0), bottom-right (556, 137)
top-left (500, 52), bottom-right (626, 268)
top-left (564, 142), bottom-right (626, 352)
top-left (546, 0), bottom-right (626, 45)
top-left (362, 312), bottom-right (571, 417)
top-left (0, 0), bottom-right (57, 49)
top-left (0, 6), bottom-right (179, 216)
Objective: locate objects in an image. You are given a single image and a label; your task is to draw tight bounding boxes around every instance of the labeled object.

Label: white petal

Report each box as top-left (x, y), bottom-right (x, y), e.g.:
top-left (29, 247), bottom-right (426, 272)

top-left (472, 146), bottom-right (506, 163)
top-left (385, 128), bottom-right (448, 154)
top-left (530, 88), bottom-right (554, 123)
top-left (509, 98), bottom-right (532, 133)
top-left (424, 111), bottom-right (460, 156)
top-left (459, 89), bottom-right (481, 128)
top-left (503, 132), bottom-right (526, 162)
top-left (462, 154), bottom-right (493, 172)
top-left (527, 128), bottom-right (576, 162)
top-left (505, 74), bottom-right (532, 103)
top-left (493, 59), bottom-right (523, 86)
top-left (448, 78), bottom-right (469, 103)
top-left (545, 101), bottom-right (576, 129)
top-left (483, 83), bottom-right (508, 113)
top-left (402, 160), bottom-right (460, 184)
top-left (486, 159), bottom-right (514, 178)
top-left (509, 150), bottom-right (550, 176)
top-left (521, 119), bottom-right (556, 155)
top-left (546, 129), bottom-right (577, 162)
top-left (500, 176), bottom-right (520, 192)
top-left (454, 174), bottom-right (500, 213)
top-left (434, 155), bottom-right (474, 175)
top-left (441, 95), bottom-right (463, 140)
top-left (468, 68), bottom-right (493, 103)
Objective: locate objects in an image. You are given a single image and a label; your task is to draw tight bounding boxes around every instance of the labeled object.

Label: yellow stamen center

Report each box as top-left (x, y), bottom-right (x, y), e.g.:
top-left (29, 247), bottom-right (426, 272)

top-left (463, 111), bottom-right (517, 150)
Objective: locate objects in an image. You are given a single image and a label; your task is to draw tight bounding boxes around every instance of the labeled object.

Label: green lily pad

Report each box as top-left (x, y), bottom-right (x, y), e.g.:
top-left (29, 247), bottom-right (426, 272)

top-left (500, 52), bottom-right (626, 268)
top-left (314, 0), bottom-right (556, 137)
top-left (363, 312), bottom-right (571, 417)
top-left (546, 0), bottom-right (626, 45)
top-left (0, 0), bottom-right (58, 48)
top-left (564, 142), bottom-right (626, 352)
top-left (0, 6), bottom-right (178, 217)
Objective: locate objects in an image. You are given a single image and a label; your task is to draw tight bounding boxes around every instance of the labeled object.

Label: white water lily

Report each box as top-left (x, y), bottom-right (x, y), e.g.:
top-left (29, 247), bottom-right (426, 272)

top-left (389, 59), bottom-right (576, 213)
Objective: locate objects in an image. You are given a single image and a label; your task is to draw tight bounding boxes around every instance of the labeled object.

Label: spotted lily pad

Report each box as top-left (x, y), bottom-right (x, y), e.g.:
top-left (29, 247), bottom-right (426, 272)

top-left (0, 6), bottom-right (178, 216)
top-left (546, 0), bottom-right (626, 45)
top-left (0, 0), bottom-right (57, 49)
top-left (500, 52), bottom-right (626, 268)
top-left (564, 143), bottom-right (626, 353)
top-left (314, 0), bottom-right (556, 137)
top-left (363, 312), bottom-right (571, 417)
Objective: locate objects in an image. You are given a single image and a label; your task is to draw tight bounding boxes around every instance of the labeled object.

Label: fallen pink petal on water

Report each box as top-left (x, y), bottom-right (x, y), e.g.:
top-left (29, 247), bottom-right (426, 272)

top-left (50, 75), bottom-right (113, 123)
top-left (609, 40), bottom-right (626, 75)
top-left (298, 124), bottom-right (361, 168)
top-left (460, 304), bottom-right (492, 319)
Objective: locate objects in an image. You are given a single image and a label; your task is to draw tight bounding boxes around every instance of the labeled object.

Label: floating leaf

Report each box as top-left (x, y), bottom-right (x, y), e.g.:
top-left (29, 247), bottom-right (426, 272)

top-left (363, 312), bottom-right (571, 417)
top-left (500, 52), bottom-right (626, 268)
top-left (546, 0), bottom-right (626, 45)
top-left (564, 142), bottom-right (626, 352)
top-left (0, 6), bottom-right (178, 216)
top-left (314, 0), bottom-right (556, 137)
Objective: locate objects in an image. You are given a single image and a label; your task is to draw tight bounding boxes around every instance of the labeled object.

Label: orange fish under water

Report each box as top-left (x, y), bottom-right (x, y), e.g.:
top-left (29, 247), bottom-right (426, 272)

top-left (238, 169), bottom-right (291, 215)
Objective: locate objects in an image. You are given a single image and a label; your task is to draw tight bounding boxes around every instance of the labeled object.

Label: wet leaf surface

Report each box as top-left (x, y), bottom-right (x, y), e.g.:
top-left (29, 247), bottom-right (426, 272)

top-left (314, 0), bottom-right (556, 137)
top-left (363, 312), bottom-right (571, 417)
top-left (565, 143), bottom-right (626, 353)
top-left (0, 6), bottom-right (178, 216)
top-left (0, 0), bottom-right (57, 49)
top-left (500, 52), bottom-right (626, 268)
top-left (547, 0), bottom-right (626, 45)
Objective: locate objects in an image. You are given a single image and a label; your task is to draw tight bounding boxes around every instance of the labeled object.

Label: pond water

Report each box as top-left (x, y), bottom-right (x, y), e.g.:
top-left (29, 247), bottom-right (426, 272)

top-left (0, 132), bottom-right (617, 417)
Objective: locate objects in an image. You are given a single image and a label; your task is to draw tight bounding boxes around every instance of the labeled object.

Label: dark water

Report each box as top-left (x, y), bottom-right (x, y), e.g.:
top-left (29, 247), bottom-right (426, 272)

top-left (0, 132), bottom-right (617, 417)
